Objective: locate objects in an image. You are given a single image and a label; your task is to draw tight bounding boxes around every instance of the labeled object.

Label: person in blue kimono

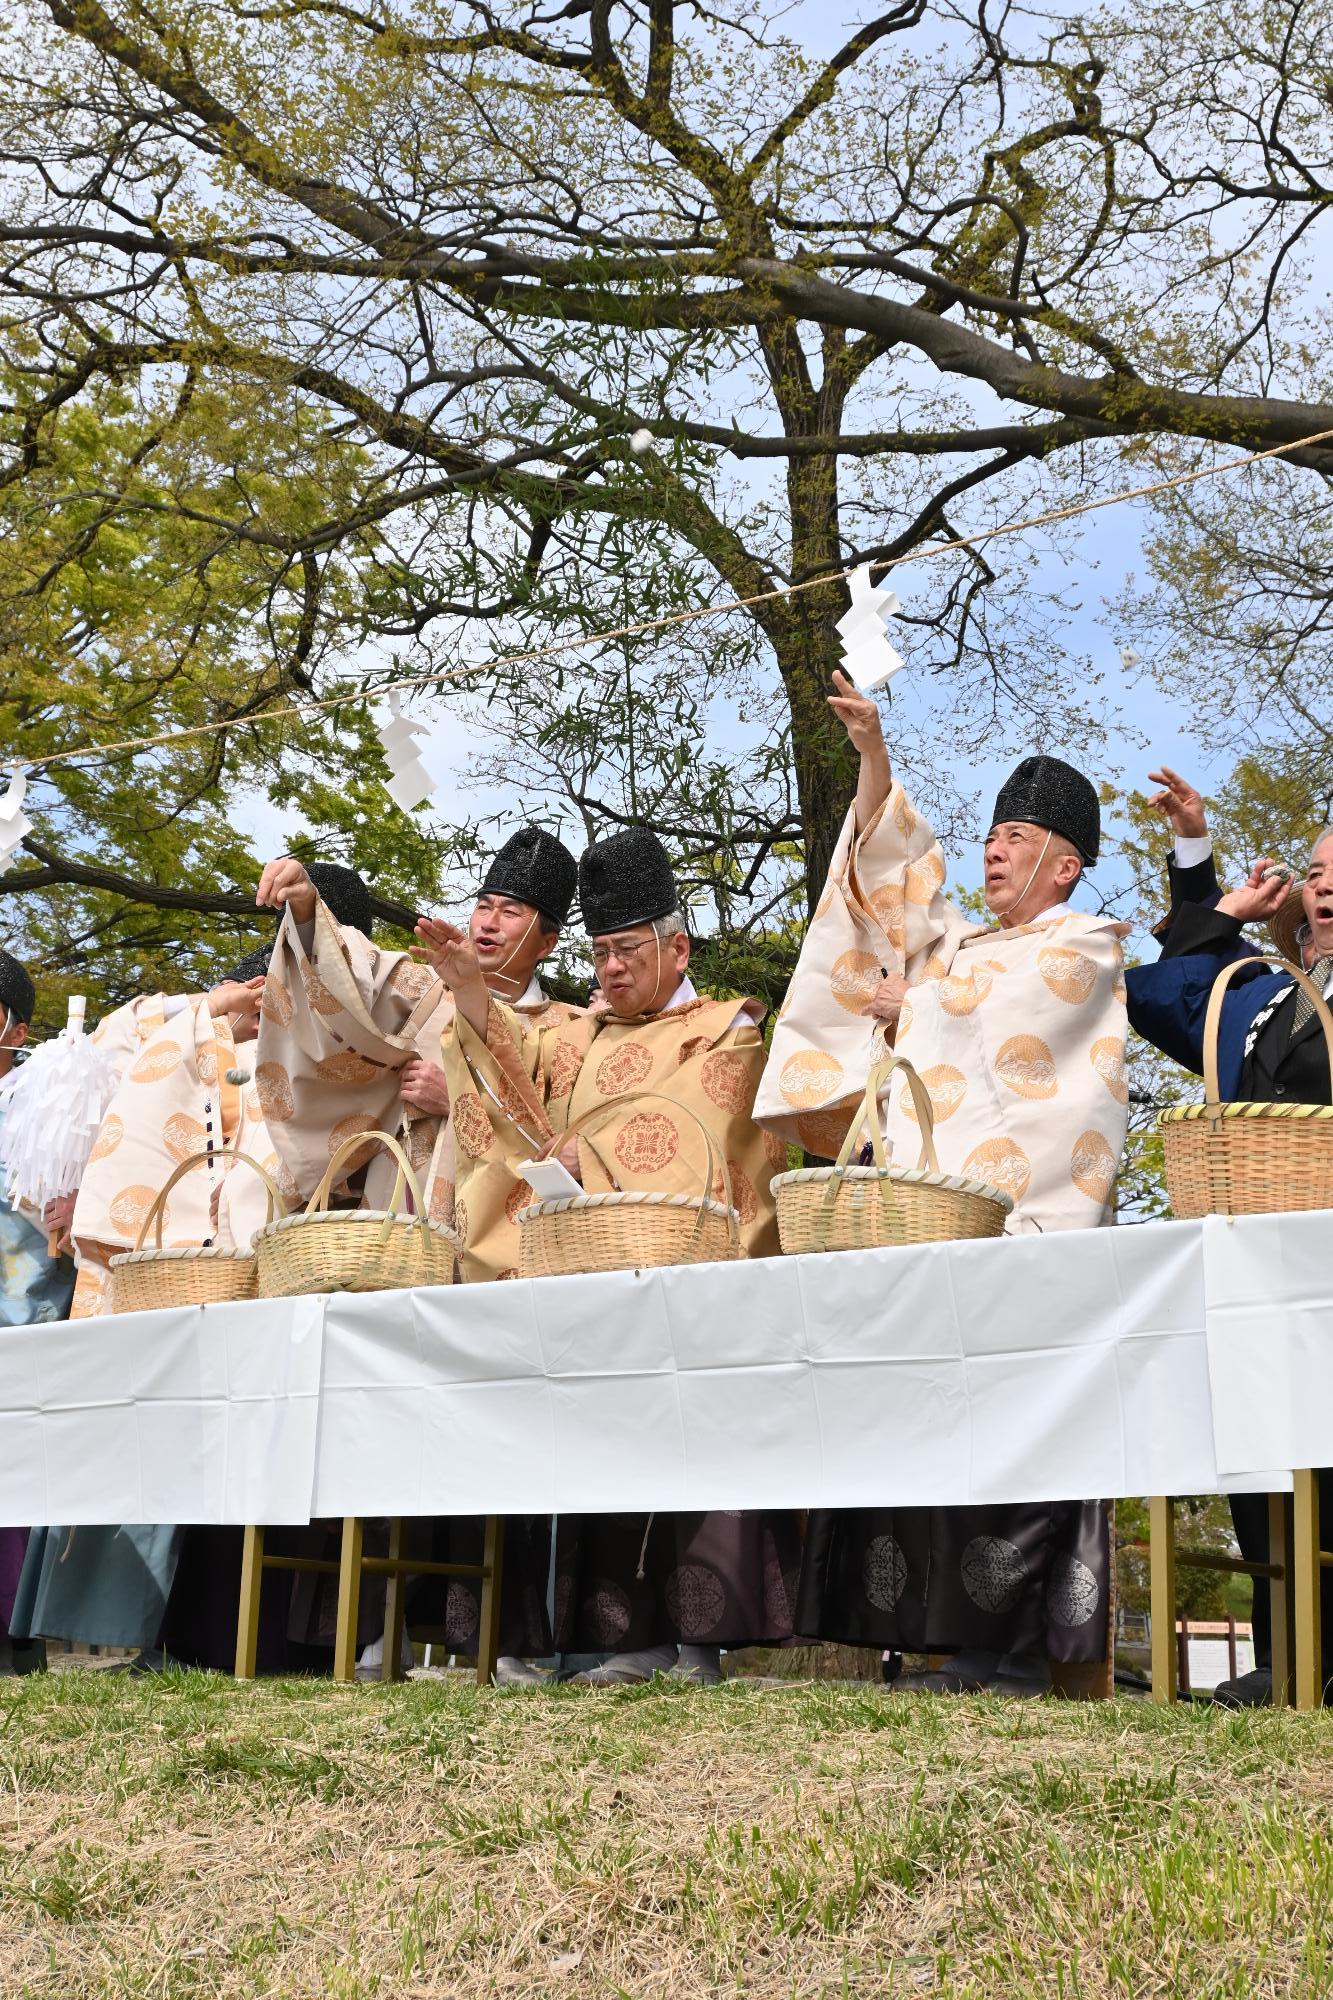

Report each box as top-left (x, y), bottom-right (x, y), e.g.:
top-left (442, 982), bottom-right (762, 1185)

top-left (1129, 823), bottom-right (1333, 1705)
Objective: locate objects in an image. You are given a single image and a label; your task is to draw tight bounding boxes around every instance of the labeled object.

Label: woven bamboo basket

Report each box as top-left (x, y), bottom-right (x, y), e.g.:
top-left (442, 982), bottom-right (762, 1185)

top-left (109, 1150), bottom-right (282, 1314)
top-left (517, 1093), bottom-right (742, 1278)
top-left (255, 1128), bottom-right (459, 1297)
top-left (1159, 953), bottom-right (1333, 1217)
top-left (771, 1054), bottom-right (1013, 1254)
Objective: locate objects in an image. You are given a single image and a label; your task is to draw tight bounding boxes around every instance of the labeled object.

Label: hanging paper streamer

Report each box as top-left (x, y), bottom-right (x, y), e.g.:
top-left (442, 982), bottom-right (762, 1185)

top-left (0, 765), bottom-right (33, 875)
top-left (837, 565), bottom-right (905, 692)
top-left (377, 693), bottom-right (437, 813)
top-left (0, 995), bottom-right (121, 1214)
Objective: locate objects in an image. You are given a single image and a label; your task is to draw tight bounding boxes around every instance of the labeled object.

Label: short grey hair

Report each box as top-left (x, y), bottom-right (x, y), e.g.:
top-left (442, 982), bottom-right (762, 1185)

top-left (1310, 828), bottom-right (1333, 866)
top-left (652, 909), bottom-right (688, 941)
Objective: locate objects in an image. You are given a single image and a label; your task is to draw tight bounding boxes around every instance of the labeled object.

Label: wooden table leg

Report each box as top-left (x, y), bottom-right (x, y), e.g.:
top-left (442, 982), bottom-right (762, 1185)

top-left (1149, 1496), bottom-right (1177, 1704)
top-left (334, 1517), bottom-right (365, 1685)
top-left (476, 1516), bottom-right (506, 1688)
top-left (382, 1517), bottom-right (407, 1683)
top-left (1292, 1471), bottom-right (1322, 1712)
top-left (1268, 1491), bottom-right (1295, 1709)
top-left (235, 1525), bottom-right (265, 1681)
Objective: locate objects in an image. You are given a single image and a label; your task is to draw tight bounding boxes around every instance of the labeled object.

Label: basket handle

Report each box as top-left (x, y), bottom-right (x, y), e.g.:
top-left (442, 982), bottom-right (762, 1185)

top-left (133, 1149), bottom-right (282, 1253)
top-left (831, 1053), bottom-right (941, 1176)
top-left (308, 1127), bottom-right (433, 1249)
top-left (1201, 953), bottom-right (1333, 1106)
top-left (536, 1089), bottom-right (740, 1255)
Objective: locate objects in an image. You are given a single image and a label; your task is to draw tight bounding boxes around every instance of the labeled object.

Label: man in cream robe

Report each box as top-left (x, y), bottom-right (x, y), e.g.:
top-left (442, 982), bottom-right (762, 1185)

top-left (424, 827), bottom-right (799, 1684)
top-left (255, 828), bottom-right (583, 1672)
top-left (756, 673), bottom-right (1128, 1692)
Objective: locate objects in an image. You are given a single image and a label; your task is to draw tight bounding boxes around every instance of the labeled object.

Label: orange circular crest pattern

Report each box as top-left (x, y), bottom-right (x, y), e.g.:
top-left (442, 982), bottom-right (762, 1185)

top-left (938, 966), bottom-right (993, 1016)
top-left (1089, 1035), bottom-right (1129, 1104)
top-left (795, 1105), bottom-right (855, 1159)
top-left (778, 1047), bottom-right (844, 1108)
top-left (196, 1040), bottom-right (219, 1085)
top-left (255, 1061), bottom-right (295, 1123)
top-left (453, 1197), bottom-right (469, 1245)
top-left (129, 1041), bottom-right (183, 1085)
top-left (88, 1114), bottom-right (125, 1164)
top-left (713, 1158), bottom-right (756, 1224)
top-left (994, 1034), bottom-right (1058, 1101)
top-left (677, 1035), bottom-right (710, 1066)
top-left (905, 850), bottom-right (945, 905)
top-left (613, 1111), bottom-right (680, 1175)
top-left (162, 1111), bottom-right (206, 1164)
top-left (109, 1183), bottom-right (160, 1233)
top-left (892, 791), bottom-right (917, 840)
top-left (701, 1050), bottom-right (753, 1115)
top-left (898, 1063), bottom-right (967, 1122)
top-left (452, 1092), bottom-right (494, 1159)
top-left (961, 1136), bottom-right (1032, 1205)
top-left (299, 961), bottom-right (342, 1017)
top-left (1071, 1129), bottom-right (1117, 1205)
top-left (829, 950), bottom-right (883, 1015)
top-left (1038, 946), bottom-right (1098, 1005)
top-left (869, 883), bottom-right (906, 947)
top-left (260, 975), bottom-right (294, 1027)
top-left (547, 1040), bottom-right (584, 1099)
top-left (314, 1049), bottom-right (382, 1086)
top-left (429, 1176), bottom-right (455, 1226)
top-left (386, 956), bottom-right (436, 1002)
top-left (762, 1127), bottom-right (789, 1170)
top-left (594, 1041), bottom-right (654, 1096)
top-left (505, 1179), bottom-right (537, 1224)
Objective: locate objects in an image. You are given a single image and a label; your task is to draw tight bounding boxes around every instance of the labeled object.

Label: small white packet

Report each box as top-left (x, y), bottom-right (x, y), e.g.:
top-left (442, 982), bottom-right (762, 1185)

top-left (520, 1157), bottom-right (584, 1202)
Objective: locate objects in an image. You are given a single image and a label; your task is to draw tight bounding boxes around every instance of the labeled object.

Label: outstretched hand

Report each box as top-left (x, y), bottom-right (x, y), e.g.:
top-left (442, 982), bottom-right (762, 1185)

top-left (1146, 767), bottom-right (1208, 841)
top-left (415, 918), bottom-right (484, 994)
top-left (256, 856), bottom-right (317, 925)
top-left (827, 669), bottom-right (887, 759)
top-left (1217, 858), bottom-right (1293, 924)
top-left (208, 975), bottom-right (266, 1028)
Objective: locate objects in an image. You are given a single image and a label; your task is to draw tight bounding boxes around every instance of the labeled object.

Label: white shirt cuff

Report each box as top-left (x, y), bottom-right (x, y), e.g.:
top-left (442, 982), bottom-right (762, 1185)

top-left (1173, 834), bottom-right (1213, 868)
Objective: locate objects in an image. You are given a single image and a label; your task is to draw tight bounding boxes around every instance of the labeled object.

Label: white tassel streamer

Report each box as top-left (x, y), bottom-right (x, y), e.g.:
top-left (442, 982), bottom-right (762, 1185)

top-left (0, 765), bottom-right (33, 875)
top-left (0, 995), bottom-right (121, 1210)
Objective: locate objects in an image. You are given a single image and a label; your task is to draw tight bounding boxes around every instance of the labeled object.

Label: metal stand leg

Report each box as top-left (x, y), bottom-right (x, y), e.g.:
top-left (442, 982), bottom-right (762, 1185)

top-left (476, 1516), bottom-right (505, 1688)
top-left (1150, 1496), bottom-right (1177, 1703)
top-left (334, 1518), bottom-right (364, 1685)
top-left (1292, 1471), bottom-right (1322, 1712)
top-left (1268, 1491), bottom-right (1295, 1709)
top-left (235, 1526), bottom-right (265, 1681)
top-left (382, 1518), bottom-right (407, 1683)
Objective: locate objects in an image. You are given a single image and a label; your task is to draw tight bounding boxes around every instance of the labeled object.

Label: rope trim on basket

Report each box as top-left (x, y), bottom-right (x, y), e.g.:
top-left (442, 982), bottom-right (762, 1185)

top-left (110, 1245), bottom-right (255, 1267)
top-left (1160, 1101), bottom-right (1333, 1124)
top-left (771, 1164), bottom-right (1015, 1210)
top-left (261, 1207), bottom-right (461, 1243)
top-left (515, 1190), bottom-right (738, 1222)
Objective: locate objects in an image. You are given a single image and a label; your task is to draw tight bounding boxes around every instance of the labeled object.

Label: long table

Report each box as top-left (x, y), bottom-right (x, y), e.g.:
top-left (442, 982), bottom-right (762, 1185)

top-left (0, 1212), bottom-right (1319, 1527)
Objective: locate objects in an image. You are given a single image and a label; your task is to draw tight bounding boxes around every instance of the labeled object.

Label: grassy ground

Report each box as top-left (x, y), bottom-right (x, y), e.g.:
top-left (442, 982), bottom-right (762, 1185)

top-left (2, 1670), bottom-right (1332, 1998)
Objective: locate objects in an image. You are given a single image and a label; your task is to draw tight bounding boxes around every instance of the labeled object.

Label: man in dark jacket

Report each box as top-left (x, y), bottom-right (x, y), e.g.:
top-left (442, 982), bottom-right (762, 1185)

top-left (1129, 821), bottom-right (1333, 1704)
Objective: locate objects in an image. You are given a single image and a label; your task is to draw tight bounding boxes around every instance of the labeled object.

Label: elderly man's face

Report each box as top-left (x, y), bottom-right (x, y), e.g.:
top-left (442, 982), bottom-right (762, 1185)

top-left (1303, 836), bottom-right (1333, 956)
top-left (590, 926), bottom-right (690, 1017)
top-left (982, 820), bottom-right (1079, 921)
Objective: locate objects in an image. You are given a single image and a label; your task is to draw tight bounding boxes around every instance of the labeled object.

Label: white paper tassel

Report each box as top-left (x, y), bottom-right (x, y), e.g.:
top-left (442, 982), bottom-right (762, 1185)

top-left (0, 765), bottom-right (33, 876)
top-left (0, 994), bottom-right (121, 1210)
top-left (377, 693), bottom-right (436, 813)
top-left (837, 565), bottom-right (905, 691)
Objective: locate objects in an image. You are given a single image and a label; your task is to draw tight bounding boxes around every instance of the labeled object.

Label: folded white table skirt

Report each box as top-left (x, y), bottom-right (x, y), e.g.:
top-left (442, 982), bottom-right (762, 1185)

top-left (0, 1217), bottom-right (1310, 1526)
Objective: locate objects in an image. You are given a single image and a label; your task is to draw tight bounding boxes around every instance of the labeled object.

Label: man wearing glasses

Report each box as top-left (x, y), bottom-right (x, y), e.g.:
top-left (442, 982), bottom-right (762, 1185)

top-left (424, 827), bottom-right (796, 1684)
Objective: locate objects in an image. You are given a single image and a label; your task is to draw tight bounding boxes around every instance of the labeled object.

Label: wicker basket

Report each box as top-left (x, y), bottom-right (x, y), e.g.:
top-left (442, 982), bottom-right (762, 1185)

top-left (109, 1150), bottom-right (282, 1314)
top-left (1159, 953), bottom-right (1333, 1218)
top-left (255, 1129), bottom-right (460, 1297)
top-left (517, 1093), bottom-right (742, 1278)
top-left (772, 1054), bottom-right (1013, 1254)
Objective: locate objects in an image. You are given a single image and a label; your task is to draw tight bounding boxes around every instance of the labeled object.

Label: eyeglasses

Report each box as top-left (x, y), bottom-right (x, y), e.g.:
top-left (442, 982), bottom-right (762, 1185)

top-left (591, 938), bottom-right (657, 970)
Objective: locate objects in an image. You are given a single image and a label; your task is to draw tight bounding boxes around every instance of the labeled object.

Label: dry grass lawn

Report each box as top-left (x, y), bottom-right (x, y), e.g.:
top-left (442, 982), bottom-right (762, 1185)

top-left (2, 1668), bottom-right (1332, 1997)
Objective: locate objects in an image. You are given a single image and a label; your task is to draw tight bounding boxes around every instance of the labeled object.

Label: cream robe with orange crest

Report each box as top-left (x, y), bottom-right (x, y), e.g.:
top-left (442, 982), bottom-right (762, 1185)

top-left (755, 780), bottom-right (1130, 1231)
top-left (255, 897), bottom-right (583, 1225)
top-left (443, 980), bottom-right (782, 1282)
top-left (70, 1000), bottom-right (279, 1317)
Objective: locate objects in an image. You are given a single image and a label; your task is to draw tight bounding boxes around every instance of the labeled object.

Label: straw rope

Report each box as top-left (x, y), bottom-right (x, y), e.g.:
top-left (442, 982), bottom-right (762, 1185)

top-left (12, 424), bottom-right (1333, 779)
